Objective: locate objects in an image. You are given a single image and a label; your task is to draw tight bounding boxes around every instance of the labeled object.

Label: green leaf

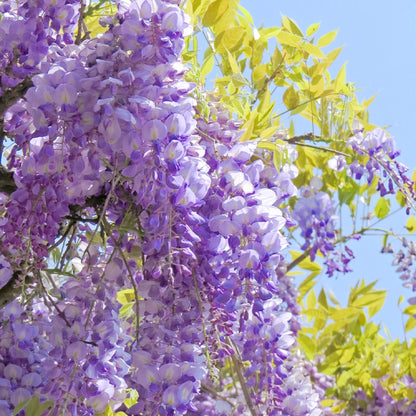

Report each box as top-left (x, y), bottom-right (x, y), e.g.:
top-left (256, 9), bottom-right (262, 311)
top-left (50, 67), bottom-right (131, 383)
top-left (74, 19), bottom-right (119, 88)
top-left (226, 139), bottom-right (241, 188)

top-left (323, 46), bottom-right (343, 66)
top-left (259, 126), bottom-right (279, 140)
top-left (352, 292), bottom-right (386, 309)
top-left (306, 22), bottom-right (320, 37)
top-left (289, 251), bottom-right (322, 272)
top-left (225, 49), bottom-right (241, 74)
top-left (317, 29), bottom-right (338, 48)
top-left (281, 15), bottom-right (303, 36)
top-left (406, 215), bottom-right (416, 234)
top-left (275, 30), bottom-right (302, 47)
top-left (26, 396), bottom-right (40, 416)
top-left (331, 307), bottom-right (360, 321)
top-left (13, 398), bottom-right (31, 415)
top-left (374, 196), bottom-right (390, 219)
top-left (200, 54), bottom-right (214, 76)
top-left (239, 109), bottom-right (257, 141)
top-left (298, 333), bottom-right (316, 359)
top-left (297, 272), bottom-right (318, 300)
top-left (252, 64), bottom-right (267, 82)
top-left (306, 289), bottom-right (317, 310)
top-left (318, 288), bottom-right (329, 310)
top-left (338, 179), bottom-right (360, 205)
top-left (117, 289), bottom-right (136, 304)
top-left (405, 316), bottom-right (416, 332)
top-left (334, 62), bottom-right (347, 91)
top-left (202, 0), bottom-right (231, 26)
top-left (301, 42), bottom-right (325, 59)
top-left (215, 26), bottom-right (246, 52)
top-left (289, 119), bottom-right (295, 137)
top-left (337, 370), bottom-right (351, 387)
top-left (283, 85), bottom-right (300, 110)
top-left (35, 401), bottom-right (54, 416)
top-left (238, 4), bottom-right (254, 25)
top-left (403, 305), bottom-right (416, 315)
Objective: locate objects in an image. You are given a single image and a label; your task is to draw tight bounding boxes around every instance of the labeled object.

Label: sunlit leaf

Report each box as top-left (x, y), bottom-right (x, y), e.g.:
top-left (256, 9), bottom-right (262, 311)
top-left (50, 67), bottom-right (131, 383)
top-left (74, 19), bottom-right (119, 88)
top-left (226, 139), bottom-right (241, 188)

top-left (405, 316), bottom-right (416, 332)
top-left (334, 62), bottom-right (347, 91)
top-left (298, 333), bottom-right (316, 359)
top-left (374, 197), bottom-right (390, 219)
top-left (202, 0), bottom-right (231, 26)
top-left (238, 4), bottom-right (254, 24)
top-left (200, 54), bottom-right (214, 76)
top-left (275, 30), bottom-right (302, 47)
top-left (306, 22), bottom-right (321, 37)
top-left (215, 26), bottom-right (246, 52)
top-left (283, 85), bottom-right (300, 110)
top-left (317, 29), bottom-right (338, 48)
top-left (406, 215), bottom-right (416, 234)
top-left (281, 15), bottom-right (303, 36)
top-left (301, 42), bottom-right (325, 58)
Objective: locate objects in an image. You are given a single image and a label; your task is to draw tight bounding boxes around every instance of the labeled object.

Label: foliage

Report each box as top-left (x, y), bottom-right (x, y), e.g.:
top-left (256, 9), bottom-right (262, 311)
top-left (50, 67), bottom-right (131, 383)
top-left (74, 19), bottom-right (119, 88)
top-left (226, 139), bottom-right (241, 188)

top-left (0, 0), bottom-right (415, 415)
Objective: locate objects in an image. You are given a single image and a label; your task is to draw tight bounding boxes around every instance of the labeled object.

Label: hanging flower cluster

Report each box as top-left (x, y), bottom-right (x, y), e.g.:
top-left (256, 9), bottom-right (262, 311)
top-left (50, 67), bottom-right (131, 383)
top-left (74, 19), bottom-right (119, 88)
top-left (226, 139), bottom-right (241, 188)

top-left (328, 128), bottom-right (415, 210)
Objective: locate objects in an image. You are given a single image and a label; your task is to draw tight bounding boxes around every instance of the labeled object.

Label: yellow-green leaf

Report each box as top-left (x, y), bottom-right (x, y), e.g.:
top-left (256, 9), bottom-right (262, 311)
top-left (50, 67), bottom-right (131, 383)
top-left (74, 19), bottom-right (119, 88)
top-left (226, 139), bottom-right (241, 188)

top-left (275, 30), bottom-right (302, 47)
top-left (238, 4), bottom-right (254, 25)
top-left (403, 305), bottom-right (416, 315)
top-left (405, 316), bottom-right (416, 332)
top-left (323, 46), bottom-right (343, 67)
top-left (306, 289), bottom-right (317, 310)
top-left (259, 126), bottom-right (278, 140)
top-left (321, 399), bottom-right (336, 408)
top-left (301, 42), bottom-right (325, 59)
top-left (318, 288), bottom-right (329, 310)
top-left (200, 54), bottom-right (214, 76)
top-left (310, 74), bottom-right (325, 96)
top-left (406, 215), bottom-right (416, 234)
top-left (239, 110), bottom-right (257, 141)
top-left (331, 307), bottom-right (360, 321)
top-left (317, 29), bottom-right (338, 48)
top-left (334, 62), bottom-right (347, 91)
top-left (202, 0), bottom-right (231, 26)
top-left (281, 15), bottom-right (303, 36)
top-left (297, 272), bottom-right (318, 300)
top-left (337, 371), bottom-right (351, 387)
top-left (259, 27), bottom-right (282, 40)
top-left (374, 197), bottom-right (390, 219)
top-left (298, 333), bottom-right (316, 359)
top-left (225, 49), bottom-right (240, 74)
top-left (352, 292), bottom-right (386, 309)
top-left (117, 289), bottom-right (136, 305)
top-left (331, 401), bottom-right (347, 414)
top-left (306, 22), bottom-right (321, 37)
top-left (252, 63), bottom-right (267, 82)
top-left (215, 26), bottom-right (246, 52)
top-left (283, 85), bottom-right (300, 110)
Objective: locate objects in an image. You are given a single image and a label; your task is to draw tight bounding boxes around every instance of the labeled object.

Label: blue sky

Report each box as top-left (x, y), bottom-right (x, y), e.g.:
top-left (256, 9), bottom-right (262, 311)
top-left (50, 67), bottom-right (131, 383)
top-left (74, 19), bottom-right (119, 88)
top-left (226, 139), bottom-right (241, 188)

top-left (239, 0), bottom-right (416, 339)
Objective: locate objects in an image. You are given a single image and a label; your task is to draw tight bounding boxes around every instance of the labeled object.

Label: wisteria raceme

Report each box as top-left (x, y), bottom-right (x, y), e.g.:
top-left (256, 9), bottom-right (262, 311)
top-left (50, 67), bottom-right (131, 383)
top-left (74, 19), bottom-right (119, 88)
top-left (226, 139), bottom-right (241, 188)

top-left (338, 376), bottom-right (416, 416)
top-left (381, 238), bottom-right (416, 306)
top-left (328, 128), bottom-right (415, 210)
top-left (0, 246), bottom-right (131, 415)
top-left (0, 0), bottom-right (79, 92)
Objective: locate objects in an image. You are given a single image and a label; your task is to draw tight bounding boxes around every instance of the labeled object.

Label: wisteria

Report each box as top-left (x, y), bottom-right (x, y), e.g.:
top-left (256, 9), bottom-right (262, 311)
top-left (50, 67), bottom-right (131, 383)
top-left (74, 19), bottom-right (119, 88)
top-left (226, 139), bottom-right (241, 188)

top-left (0, 0), bottom-right (415, 415)
top-left (328, 128), bottom-right (415, 209)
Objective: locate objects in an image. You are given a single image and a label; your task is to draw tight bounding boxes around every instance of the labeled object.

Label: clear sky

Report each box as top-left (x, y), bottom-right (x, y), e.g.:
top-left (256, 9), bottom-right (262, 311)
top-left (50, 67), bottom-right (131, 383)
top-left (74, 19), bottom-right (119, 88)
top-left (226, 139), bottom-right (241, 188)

top-left (239, 0), bottom-right (416, 339)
